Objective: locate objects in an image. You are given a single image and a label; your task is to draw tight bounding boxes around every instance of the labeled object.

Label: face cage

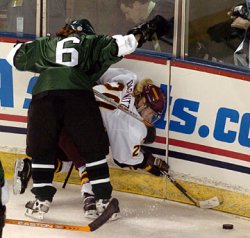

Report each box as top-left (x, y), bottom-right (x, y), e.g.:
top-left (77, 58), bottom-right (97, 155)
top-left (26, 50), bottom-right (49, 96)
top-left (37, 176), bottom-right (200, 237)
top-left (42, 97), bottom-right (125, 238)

top-left (135, 96), bottom-right (163, 124)
top-left (151, 111), bottom-right (162, 124)
top-left (140, 105), bottom-right (162, 124)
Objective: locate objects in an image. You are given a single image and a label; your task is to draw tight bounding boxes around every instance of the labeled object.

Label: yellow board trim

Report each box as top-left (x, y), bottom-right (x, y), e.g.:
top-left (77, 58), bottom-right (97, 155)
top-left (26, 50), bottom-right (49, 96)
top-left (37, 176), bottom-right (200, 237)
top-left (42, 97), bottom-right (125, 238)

top-left (2, 151), bottom-right (250, 218)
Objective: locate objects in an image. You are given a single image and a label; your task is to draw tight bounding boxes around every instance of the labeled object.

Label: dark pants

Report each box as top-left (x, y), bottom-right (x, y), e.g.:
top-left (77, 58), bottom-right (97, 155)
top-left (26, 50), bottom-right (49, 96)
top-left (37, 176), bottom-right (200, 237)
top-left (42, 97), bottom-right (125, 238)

top-left (27, 90), bottom-right (111, 201)
top-left (0, 161), bottom-right (5, 237)
top-left (0, 205), bottom-right (5, 238)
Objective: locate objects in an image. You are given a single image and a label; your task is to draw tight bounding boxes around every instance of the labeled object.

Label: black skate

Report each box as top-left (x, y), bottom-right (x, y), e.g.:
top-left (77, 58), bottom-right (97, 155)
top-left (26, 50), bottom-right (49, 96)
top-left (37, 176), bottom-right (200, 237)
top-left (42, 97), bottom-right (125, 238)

top-left (13, 158), bottom-right (31, 194)
top-left (25, 199), bottom-right (50, 220)
top-left (83, 193), bottom-right (98, 219)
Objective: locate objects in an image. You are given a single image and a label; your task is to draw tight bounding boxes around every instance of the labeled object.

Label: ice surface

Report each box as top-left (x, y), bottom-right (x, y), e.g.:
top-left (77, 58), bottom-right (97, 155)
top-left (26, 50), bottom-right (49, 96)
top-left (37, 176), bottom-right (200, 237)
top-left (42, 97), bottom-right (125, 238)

top-left (4, 180), bottom-right (250, 238)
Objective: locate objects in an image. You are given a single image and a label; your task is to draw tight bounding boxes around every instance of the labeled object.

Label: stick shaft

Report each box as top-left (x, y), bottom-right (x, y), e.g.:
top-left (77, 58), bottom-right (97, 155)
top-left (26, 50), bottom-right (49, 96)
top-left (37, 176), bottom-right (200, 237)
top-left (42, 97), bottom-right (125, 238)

top-left (5, 219), bottom-right (91, 232)
top-left (93, 89), bottom-right (152, 127)
top-left (62, 163), bottom-right (74, 189)
top-left (5, 198), bottom-right (119, 232)
top-left (165, 173), bottom-right (198, 205)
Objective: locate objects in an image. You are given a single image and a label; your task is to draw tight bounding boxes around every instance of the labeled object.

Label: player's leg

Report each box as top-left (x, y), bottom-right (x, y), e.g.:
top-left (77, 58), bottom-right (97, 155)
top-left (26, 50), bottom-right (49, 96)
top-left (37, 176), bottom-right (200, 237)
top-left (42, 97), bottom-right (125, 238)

top-left (25, 97), bottom-right (59, 219)
top-left (65, 91), bottom-right (120, 220)
top-left (77, 165), bottom-right (97, 219)
top-left (0, 161), bottom-right (8, 238)
top-left (58, 129), bottom-right (98, 218)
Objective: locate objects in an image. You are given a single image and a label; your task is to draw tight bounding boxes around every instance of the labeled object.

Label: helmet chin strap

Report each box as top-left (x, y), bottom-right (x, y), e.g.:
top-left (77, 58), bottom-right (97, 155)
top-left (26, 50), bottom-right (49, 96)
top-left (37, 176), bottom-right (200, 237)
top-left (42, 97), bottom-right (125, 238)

top-left (137, 104), bottom-right (147, 113)
top-left (135, 95), bottom-right (147, 113)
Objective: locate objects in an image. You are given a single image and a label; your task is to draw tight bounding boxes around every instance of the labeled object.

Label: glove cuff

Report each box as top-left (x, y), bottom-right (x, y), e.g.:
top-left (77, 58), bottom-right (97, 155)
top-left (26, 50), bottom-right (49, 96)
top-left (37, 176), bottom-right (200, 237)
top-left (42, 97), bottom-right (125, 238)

top-left (112, 34), bottom-right (138, 56)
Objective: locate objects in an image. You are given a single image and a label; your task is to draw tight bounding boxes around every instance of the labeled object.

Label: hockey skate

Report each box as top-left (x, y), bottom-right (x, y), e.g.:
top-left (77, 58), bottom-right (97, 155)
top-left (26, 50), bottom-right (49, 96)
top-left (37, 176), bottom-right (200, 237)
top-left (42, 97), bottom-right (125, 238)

top-left (25, 199), bottom-right (50, 220)
top-left (96, 198), bottom-right (121, 221)
top-left (83, 193), bottom-right (98, 219)
top-left (13, 158), bottom-right (31, 195)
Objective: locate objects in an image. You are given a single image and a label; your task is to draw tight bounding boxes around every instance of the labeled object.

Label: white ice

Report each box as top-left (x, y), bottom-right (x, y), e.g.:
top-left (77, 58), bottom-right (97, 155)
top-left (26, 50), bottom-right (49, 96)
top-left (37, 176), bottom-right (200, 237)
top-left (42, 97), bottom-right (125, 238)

top-left (4, 180), bottom-right (250, 238)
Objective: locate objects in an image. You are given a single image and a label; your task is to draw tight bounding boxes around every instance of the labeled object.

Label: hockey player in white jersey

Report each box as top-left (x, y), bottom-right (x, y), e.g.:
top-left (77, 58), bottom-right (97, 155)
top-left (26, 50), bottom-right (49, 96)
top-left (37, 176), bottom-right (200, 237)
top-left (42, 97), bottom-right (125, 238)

top-left (80, 68), bottom-right (168, 218)
top-left (96, 68), bottom-right (159, 167)
top-left (14, 68), bottom-right (168, 219)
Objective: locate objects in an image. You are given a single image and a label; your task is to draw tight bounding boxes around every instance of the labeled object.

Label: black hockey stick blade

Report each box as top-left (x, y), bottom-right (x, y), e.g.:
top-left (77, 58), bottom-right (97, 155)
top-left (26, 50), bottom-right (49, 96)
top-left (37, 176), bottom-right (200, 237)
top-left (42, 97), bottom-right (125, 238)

top-left (89, 197), bottom-right (119, 231)
top-left (6, 198), bottom-right (120, 232)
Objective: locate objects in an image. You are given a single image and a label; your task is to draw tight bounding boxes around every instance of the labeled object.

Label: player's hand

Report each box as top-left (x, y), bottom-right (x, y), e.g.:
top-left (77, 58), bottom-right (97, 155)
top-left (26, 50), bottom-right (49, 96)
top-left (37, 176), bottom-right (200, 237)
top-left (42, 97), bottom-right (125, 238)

top-left (231, 17), bottom-right (250, 30)
top-left (127, 15), bottom-right (170, 47)
top-left (141, 152), bottom-right (169, 176)
top-left (228, 4), bottom-right (248, 18)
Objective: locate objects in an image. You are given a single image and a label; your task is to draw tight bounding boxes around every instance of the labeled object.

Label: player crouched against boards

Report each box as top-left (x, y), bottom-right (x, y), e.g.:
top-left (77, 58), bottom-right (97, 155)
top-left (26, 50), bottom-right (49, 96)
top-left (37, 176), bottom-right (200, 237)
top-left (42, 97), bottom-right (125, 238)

top-left (13, 67), bottom-right (169, 220)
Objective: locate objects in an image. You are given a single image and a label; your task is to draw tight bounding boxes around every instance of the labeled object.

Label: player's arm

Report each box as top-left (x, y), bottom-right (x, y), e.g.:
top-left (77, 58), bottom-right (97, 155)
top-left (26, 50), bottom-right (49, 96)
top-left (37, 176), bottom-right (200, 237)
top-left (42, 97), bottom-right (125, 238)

top-left (94, 15), bottom-right (168, 59)
top-left (127, 15), bottom-right (172, 47)
top-left (111, 15), bottom-right (169, 55)
top-left (143, 126), bottom-right (156, 144)
top-left (6, 39), bottom-right (44, 73)
top-left (138, 151), bottom-right (169, 176)
top-left (114, 150), bottom-right (169, 177)
top-left (97, 68), bottom-right (138, 85)
top-left (6, 42), bottom-right (24, 67)
top-left (113, 126), bottom-right (168, 176)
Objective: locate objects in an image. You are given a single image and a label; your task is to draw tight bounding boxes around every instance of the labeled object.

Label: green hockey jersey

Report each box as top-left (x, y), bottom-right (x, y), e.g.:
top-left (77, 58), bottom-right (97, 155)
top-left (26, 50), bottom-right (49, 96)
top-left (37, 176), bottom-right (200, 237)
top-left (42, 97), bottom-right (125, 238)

top-left (14, 34), bottom-right (122, 95)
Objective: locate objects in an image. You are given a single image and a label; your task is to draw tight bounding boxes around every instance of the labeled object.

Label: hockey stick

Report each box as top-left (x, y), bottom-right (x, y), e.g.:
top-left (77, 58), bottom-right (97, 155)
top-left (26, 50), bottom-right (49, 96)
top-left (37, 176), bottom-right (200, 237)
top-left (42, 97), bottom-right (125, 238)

top-left (62, 163), bottom-right (74, 189)
top-left (93, 89), bottom-right (153, 127)
top-left (6, 198), bottom-right (119, 232)
top-left (162, 172), bottom-right (222, 209)
top-left (5, 219), bottom-right (91, 232)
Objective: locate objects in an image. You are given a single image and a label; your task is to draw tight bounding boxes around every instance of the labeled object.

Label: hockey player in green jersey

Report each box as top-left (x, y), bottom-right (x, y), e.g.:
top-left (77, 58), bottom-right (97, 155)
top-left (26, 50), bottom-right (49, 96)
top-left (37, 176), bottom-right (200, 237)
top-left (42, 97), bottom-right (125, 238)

top-left (7, 16), bottom-right (165, 220)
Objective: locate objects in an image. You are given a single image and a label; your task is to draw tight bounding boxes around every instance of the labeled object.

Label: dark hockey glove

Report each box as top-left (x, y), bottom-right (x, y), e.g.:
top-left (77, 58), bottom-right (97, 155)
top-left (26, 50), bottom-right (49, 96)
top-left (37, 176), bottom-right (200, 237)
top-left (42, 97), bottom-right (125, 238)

top-left (230, 3), bottom-right (250, 20)
top-left (139, 151), bottom-right (169, 176)
top-left (127, 15), bottom-right (170, 47)
top-left (113, 152), bottom-right (169, 176)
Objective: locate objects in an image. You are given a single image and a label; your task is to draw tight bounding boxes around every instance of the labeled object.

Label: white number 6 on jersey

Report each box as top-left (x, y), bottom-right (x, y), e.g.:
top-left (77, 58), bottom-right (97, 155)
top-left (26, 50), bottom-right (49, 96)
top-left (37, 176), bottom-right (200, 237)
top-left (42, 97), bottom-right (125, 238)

top-left (56, 37), bottom-right (80, 66)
